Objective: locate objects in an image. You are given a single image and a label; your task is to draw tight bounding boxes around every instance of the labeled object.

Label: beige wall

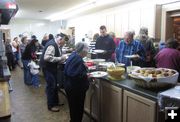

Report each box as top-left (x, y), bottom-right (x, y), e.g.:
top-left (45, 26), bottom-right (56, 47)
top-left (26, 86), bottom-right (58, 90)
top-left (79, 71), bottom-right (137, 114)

top-left (67, 0), bottom-right (161, 43)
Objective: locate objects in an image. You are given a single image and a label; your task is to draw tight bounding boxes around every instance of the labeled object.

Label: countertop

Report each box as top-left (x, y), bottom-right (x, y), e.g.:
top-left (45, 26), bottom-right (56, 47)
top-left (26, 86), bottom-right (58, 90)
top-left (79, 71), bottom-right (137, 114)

top-left (0, 65), bottom-right (11, 82)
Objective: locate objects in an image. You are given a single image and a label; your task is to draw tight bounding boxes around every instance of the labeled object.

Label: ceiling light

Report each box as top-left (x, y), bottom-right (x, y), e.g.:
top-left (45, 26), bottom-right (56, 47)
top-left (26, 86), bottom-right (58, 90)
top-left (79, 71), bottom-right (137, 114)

top-left (156, 0), bottom-right (180, 4)
top-left (36, 23), bottom-right (45, 26)
top-left (47, 0), bottom-right (120, 21)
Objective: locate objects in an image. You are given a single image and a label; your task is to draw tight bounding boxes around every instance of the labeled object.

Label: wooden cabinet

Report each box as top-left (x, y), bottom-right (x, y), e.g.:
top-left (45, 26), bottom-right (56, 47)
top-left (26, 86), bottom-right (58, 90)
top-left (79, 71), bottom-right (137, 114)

top-left (101, 81), bottom-right (122, 122)
top-left (84, 81), bottom-right (100, 121)
top-left (123, 90), bottom-right (156, 122)
top-left (0, 82), bottom-right (11, 118)
top-left (106, 14), bottom-right (115, 32)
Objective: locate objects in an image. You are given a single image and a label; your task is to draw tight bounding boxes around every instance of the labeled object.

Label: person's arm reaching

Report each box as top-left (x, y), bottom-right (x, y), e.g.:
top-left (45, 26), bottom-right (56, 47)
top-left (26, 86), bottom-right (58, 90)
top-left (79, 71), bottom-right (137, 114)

top-left (44, 45), bottom-right (66, 63)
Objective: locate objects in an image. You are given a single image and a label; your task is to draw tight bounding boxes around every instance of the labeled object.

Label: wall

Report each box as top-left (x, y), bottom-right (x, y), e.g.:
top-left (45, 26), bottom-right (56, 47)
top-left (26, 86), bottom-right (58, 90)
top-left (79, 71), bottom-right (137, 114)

top-left (0, 18), bottom-right (65, 42)
top-left (67, 0), bottom-right (161, 43)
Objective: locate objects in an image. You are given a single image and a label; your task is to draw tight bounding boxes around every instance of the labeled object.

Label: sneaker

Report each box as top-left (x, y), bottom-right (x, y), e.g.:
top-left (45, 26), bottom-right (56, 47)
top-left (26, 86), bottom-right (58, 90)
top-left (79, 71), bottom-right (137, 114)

top-left (48, 106), bottom-right (60, 112)
top-left (58, 103), bottom-right (64, 106)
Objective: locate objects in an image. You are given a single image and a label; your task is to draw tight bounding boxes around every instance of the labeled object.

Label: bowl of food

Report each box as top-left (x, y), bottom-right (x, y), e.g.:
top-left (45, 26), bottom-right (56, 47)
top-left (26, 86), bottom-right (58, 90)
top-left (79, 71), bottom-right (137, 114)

top-left (107, 66), bottom-right (125, 79)
top-left (129, 68), bottom-right (179, 89)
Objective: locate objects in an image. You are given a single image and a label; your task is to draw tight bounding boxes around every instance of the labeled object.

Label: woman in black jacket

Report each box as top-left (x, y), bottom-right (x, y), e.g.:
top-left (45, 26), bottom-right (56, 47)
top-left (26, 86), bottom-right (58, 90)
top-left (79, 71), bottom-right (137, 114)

top-left (21, 39), bottom-right (38, 85)
top-left (64, 42), bottom-right (89, 122)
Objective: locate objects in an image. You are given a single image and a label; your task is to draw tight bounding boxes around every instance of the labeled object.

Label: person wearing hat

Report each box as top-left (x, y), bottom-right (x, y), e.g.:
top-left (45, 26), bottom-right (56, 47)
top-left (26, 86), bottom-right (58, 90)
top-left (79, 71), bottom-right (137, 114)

top-left (40, 34), bottom-right (67, 112)
top-left (31, 35), bottom-right (37, 40)
top-left (64, 42), bottom-right (90, 122)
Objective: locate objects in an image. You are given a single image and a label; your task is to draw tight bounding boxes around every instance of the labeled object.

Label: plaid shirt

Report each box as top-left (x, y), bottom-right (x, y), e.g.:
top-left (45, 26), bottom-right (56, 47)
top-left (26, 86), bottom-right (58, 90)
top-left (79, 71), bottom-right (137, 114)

top-left (116, 40), bottom-right (145, 66)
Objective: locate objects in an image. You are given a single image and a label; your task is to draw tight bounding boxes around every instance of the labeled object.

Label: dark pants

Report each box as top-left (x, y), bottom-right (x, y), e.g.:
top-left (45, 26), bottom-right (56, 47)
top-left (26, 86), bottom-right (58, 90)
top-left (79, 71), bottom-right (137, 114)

top-left (65, 89), bottom-right (86, 122)
top-left (6, 53), bottom-right (15, 70)
top-left (57, 64), bottom-right (65, 89)
top-left (43, 69), bottom-right (59, 108)
top-left (13, 51), bottom-right (19, 65)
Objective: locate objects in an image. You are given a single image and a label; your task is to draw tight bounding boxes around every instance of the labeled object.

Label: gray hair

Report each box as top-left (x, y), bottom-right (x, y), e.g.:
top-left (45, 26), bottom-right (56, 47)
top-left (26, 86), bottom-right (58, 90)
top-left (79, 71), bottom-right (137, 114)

top-left (125, 30), bottom-right (135, 37)
top-left (75, 42), bottom-right (88, 53)
top-left (139, 27), bottom-right (148, 35)
top-left (109, 32), bottom-right (115, 38)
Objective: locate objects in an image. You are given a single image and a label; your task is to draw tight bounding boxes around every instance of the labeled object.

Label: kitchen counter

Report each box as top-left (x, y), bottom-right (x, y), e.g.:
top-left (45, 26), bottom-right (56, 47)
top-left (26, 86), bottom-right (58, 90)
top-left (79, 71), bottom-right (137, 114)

top-left (100, 77), bottom-right (171, 101)
top-left (85, 76), bottom-right (169, 122)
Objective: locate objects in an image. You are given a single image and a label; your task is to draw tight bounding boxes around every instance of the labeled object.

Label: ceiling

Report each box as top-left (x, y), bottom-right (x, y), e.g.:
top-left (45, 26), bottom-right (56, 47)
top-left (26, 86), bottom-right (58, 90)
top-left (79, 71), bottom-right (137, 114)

top-left (15, 0), bottom-right (139, 21)
top-left (15, 0), bottom-right (89, 20)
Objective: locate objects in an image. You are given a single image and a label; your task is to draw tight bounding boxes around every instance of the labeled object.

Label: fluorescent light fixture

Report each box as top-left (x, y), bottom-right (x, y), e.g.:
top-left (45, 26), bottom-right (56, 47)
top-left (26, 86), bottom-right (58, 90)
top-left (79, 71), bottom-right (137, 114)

top-left (36, 23), bottom-right (45, 26)
top-left (156, 0), bottom-right (180, 4)
top-left (47, 0), bottom-right (119, 21)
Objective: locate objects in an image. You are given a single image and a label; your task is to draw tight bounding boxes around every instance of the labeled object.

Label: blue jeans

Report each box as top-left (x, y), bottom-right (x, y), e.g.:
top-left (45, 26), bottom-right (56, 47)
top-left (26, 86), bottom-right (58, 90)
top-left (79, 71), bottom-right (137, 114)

top-left (31, 74), bottom-right (40, 87)
top-left (43, 68), bottom-right (59, 108)
top-left (22, 60), bottom-right (32, 85)
top-left (13, 52), bottom-right (20, 63)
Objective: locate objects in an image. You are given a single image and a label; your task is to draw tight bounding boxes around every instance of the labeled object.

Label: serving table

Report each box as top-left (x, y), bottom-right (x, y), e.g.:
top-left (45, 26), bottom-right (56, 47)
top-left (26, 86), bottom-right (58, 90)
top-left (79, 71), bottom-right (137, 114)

top-left (84, 75), bottom-right (172, 122)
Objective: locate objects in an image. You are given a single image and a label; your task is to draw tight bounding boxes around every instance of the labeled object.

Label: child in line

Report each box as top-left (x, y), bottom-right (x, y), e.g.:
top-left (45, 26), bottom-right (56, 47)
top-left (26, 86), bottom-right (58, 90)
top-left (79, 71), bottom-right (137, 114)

top-left (28, 60), bottom-right (41, 88)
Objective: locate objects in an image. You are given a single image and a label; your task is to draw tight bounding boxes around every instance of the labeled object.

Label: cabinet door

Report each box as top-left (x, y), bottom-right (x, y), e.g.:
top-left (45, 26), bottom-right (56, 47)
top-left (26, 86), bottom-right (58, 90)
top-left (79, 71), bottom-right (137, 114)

top-left (101, 81), bottom-right (122, 122)
top-left (115, 12), bottom-right (122, 37)
top-left (128, 8), bottom-right (141, 35)
top-left (123, 90), bottom-right (156, 122)
top-left (84, 81), bottom-right (100, 121)
top-left (0, 82), bottom-right (11, 117)
top-left (140, 5), bottom-right (155, 37)
top-left (106, 14), bottom-right (115, 32)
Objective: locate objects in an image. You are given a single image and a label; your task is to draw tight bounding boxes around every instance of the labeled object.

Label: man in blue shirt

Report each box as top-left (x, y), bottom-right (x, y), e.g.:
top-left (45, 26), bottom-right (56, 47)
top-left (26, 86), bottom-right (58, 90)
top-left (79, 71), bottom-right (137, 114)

top-left (116, 31), bottom-right (145, 66)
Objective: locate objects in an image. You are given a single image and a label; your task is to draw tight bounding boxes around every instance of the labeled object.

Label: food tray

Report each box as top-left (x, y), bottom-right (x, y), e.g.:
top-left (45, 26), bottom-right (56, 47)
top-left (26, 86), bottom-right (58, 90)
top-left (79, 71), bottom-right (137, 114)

top-left (129, 68), bottom-right (179, 89)
top-left (129, 74), bottom-right (174, 89)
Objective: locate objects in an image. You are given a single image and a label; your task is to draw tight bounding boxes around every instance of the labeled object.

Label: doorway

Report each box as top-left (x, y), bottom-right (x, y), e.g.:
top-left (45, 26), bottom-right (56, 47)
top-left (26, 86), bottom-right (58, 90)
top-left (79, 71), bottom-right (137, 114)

top-left (173, 17), bottom-right (180, 42)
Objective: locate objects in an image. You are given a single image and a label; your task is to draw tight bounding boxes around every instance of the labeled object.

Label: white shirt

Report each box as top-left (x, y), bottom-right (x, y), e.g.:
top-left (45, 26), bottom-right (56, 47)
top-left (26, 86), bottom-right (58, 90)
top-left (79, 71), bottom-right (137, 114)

top-left (28, 60), bottom-right (40, 75)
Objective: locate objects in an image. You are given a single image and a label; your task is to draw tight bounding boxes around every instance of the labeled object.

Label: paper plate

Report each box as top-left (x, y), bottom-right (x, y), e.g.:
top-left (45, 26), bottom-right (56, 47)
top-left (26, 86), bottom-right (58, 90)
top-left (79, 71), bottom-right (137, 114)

top-left (36, 52), bottom-right (42, 55)
top-left (93, 49), bottom-right (105, 53)
top-left (90, 71), bottom-right (108, 78)
top-left (124, 55), bottom-right (138, 58)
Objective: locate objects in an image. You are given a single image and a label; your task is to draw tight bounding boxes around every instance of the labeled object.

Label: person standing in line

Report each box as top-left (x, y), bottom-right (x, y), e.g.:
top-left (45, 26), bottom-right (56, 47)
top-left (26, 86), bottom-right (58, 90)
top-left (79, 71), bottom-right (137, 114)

top-left (41, 33), bottom-right (49, 47)
top-left (20, 36), bottom-right (28, 55)
top-left (12, 37), bottom-right (21, 67)
top-left (136, 27), bottom-right (156, 67)
top-left (5, 39), bottom-right (15, 71)
top-left (109, 32), bottom-right (120, 62)
top-left (116, 31), bottom-right (145, 67)
top-left (40, 34), bottom-right (67, 112)
top-left (20, 36), bottom-right (28, 68)
top-left (28, 59), bottom-right (41, 88)
top-left (95, 25), bottom-right (115, 61)
top-left (64, 42), bottom-right (90, 122)
top-left (155, 38), bottom-right (180, 82)
top-left (21, 39), bottom-right (39, 85)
